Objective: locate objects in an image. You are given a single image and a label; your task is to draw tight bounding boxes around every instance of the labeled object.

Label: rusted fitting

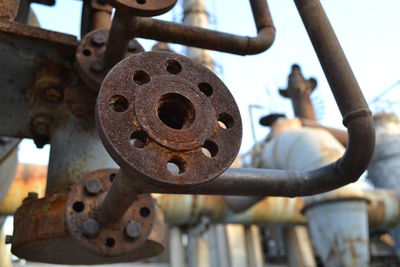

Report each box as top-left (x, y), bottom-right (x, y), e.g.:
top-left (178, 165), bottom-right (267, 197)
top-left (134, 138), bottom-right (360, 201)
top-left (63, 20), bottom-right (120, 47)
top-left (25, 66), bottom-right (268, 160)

top-left (5, 235), bottom-right (12, 244)
top-left (44, 88), bottom-right (62, 104)
top-left (76, 29), bottom-right (144, 90)
top-left (82, 218), bottom-right (100, 238)
top-left (66, 170), bottom-right (156, 255)
top-left (125, 220), bottom-right (142, 239)
top-left (34, 63), bottom-right (63, 104)
top-left (11, 179), bottom-right (165, 264)
top-left (84, 178), bottom-right (103, 195)
top-left (31, 114), bottom-right (52, 148)
top-left (95, 51), bottom-right (242, 223)
top-left (105, 0), bottom-right (177, 16)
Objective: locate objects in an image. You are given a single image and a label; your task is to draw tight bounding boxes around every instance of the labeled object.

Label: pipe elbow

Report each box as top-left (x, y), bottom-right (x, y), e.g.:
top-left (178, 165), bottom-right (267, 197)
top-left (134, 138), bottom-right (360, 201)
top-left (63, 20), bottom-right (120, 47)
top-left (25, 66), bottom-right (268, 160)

top-left (246, 26), bottom-right (276, 55)
top-left (337, 110), bottom-right (375, 181)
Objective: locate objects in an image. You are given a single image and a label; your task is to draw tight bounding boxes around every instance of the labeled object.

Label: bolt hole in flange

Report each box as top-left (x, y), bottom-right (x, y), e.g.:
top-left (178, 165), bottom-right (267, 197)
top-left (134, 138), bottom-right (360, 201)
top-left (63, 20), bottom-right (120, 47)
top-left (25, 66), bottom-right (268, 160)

top-left (136, 0), bottom-right (146, 4)
top-left (105, 237), bottom-right (116, 248)
top-left (140, 207), bottom-right (150, 218)
top-left (109, 173), bottom-right (116, 182)
top-left (109, 95), bottom-right (129, 112)
top-left (165, 60), bottom-right (182, 74)
top-left (157, 93), bottom-right (195, 130)
top-left (201, 140), bottom-right (218, 158)
top-left (167, 157), bottom-right (185, 175)
top-left (130, 131), bottom-right (149, 148)
top-left (198, 82), bottom-right (213, 97)
top-left (218, 112), bottom-right (234, 129)
top-left (133, 70), bottom-right (150, 85)
top-left (82, 49), bottom-right (92, 57)
top-left (73, 201), bottom-right (85, 212)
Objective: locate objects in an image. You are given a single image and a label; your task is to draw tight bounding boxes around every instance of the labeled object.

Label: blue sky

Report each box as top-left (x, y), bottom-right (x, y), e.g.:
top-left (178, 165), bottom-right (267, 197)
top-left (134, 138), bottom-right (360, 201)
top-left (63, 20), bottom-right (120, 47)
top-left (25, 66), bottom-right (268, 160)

top-left (20, 0), bottom-right (400, 163)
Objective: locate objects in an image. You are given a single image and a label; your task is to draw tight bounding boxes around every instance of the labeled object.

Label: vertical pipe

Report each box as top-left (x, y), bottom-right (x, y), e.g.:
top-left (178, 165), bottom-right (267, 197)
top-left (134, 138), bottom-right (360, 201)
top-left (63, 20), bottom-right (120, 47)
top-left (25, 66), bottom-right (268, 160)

top-left (169, 227), bottom-right (186, 267)
top-left (103, 9), bottom-right (132, 70)
top-left (97, 170), bottom-right (138, 225)
top-left (294, 0), bottom-right (368, 117)
top-left (244, 225), bottom-right (264, 267)
top-left (46, 114), bottom-right (117, 195)
top-left (182, 0), bottom-right (214, 71)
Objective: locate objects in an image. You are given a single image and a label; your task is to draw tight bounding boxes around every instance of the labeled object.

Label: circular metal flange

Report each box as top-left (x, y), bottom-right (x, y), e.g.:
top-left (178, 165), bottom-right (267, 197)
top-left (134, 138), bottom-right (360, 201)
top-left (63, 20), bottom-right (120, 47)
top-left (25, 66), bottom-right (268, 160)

top-left (96, 51), bottom-right (242, 188)
top-left (76, 29), bottom-right (144, 91)
top-left (11, 169), bottom-right (165, 264)
top-left (106, 0), bottom-right (177, 16)
top-left (66, 169), bottom-right (155, 256)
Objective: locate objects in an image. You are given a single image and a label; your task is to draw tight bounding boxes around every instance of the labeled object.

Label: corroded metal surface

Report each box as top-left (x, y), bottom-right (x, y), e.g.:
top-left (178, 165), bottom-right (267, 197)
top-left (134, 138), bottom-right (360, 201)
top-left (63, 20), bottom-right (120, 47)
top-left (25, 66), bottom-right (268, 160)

top-left (11, 170), bottom-right (165, 264)
top-left (0, 164), bottom-right (46, 214)
top-left (66, 169), bottom-right (155, 256)
top-left (97, 51), bottom-right (242, 187)
top-left (106, 0), bottom-right (177, 16)
top-left (0, 21), bottom-right (77, 138)
top-left (76, 29), bottom-right (144, 90)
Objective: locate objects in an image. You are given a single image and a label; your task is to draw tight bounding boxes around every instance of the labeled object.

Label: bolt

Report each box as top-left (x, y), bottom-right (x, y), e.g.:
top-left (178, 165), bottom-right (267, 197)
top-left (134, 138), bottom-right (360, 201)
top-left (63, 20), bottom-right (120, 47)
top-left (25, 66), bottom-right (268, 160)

top-left (84, 178), bottom-right (103, 195)
top-left (128, 40), bottom-right (138, 52)
top-left (5, 235), bottom-right (12, 244)
top-left (28, 192), bottom-right (38, 199)
top-left (23, 192), bottom-right (39, 203)
top-left (90, 60), bottom-right (105, 72)
top-left (91, 33), bottom-right (106, 46)
top-left (82, 218), bottom-right (100, 238)
top-left (45, 88), bottom-right (62, 103)
top-left (125, 220), bottom-right (141, 239)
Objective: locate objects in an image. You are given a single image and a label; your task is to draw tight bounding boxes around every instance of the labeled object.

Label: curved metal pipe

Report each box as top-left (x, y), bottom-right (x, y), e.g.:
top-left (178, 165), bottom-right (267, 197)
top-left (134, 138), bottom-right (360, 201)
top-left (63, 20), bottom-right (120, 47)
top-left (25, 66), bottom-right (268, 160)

top-left (137, 0), bottom-right (374, 198)
top-left (129, 0), bottom-right (275, 55)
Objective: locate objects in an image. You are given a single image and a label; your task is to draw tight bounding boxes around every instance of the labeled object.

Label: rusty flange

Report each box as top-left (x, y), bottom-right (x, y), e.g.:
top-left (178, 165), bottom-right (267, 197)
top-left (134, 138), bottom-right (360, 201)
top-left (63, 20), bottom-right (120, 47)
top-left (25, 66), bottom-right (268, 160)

top-left (105, 0), bottom-right (177, 16)
top-left (66, 169), bottom-right (155, 256)
top-left (11, 169), bottom-right (165, 265)
top-left (76, 29), bottom-right (144, 90)
top-left (96, 52), bottom-right (242, 188)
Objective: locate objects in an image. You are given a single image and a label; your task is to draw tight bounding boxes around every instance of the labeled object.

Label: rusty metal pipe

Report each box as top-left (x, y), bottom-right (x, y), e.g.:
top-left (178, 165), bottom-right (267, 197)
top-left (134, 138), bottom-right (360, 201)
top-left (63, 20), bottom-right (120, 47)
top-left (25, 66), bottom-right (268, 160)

top-left (130, 0), bottom-right (275, 55)
top-left (97, 0), bottom-right (373, 219)
top-left (97, 169), bottom-right (139, 225)
top-left (132, 0), bottom-right (374, 197)
top-left (102, 0), bottom-right (275, 70)
top-left (103, 9), bottom-right (132, 70)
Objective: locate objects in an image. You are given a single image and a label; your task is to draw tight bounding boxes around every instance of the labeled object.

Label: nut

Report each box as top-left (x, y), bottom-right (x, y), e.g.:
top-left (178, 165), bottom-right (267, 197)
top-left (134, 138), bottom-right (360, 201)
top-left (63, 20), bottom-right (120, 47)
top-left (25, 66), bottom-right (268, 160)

top-left (82, 218), bottom-right (100, 238)
top-left (23, 192), bottom-right (39, 203)
top-left (45, 88), bottom-right (62, 103)
top-left (91, 33), bottom-right (106, 46)
top-left (125, 220), bottom-right (141, 239)
top-left (5, 235), bottom-right (12, 244)
top-left (84, 178), bottom-right (103, 195)
top-left (90, 60), bottom-right (105, 72)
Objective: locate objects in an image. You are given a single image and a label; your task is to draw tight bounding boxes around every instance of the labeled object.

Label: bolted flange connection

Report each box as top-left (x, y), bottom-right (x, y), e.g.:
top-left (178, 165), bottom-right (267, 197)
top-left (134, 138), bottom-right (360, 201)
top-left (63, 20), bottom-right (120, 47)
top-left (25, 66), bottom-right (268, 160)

top-left (66, 169), bottom-right (156, 256)
top-left (11, 171), bottom-right (165, 265)
top-left (75, 29), bottom-right (144, 91)
top-left (105, 0), bottom-right (177, 16)
top-left (96, 52), bottom-right (242, 188)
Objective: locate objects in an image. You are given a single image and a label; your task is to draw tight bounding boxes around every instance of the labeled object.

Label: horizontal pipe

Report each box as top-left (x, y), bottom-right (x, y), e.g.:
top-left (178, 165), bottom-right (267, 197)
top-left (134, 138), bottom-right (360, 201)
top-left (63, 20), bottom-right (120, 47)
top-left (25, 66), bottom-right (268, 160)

top-left (129, 0), bottom-right (275, 55)
top-left (136, 0), bottom-right (374, 198)
top-left (2, 165), bottom-right (399, 229)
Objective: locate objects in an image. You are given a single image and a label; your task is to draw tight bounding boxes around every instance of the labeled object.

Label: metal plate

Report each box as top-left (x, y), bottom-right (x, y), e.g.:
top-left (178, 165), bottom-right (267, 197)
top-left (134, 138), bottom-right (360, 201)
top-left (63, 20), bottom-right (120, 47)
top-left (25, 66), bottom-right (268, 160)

top-left (76, 29), bottom-right (144, 90)
top-left (96, 52), bottom-right (242, 188)
top-left (66, 169), bottom-right (155, 256)
top-left (106, 0), bottom-right (177, 16)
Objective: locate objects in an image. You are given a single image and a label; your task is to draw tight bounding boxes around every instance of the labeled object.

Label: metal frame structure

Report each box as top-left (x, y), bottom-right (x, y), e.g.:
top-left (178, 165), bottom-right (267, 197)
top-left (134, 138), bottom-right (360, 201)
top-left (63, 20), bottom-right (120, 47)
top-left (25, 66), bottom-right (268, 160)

top-left (0, 0), bottom-right (377, 264)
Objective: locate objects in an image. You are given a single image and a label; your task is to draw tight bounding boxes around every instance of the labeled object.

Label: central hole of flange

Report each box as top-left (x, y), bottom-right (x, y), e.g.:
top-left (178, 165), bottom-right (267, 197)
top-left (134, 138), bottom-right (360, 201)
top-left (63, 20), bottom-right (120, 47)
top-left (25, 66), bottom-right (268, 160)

top-left (157, 93), bottom-right (195, 130)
